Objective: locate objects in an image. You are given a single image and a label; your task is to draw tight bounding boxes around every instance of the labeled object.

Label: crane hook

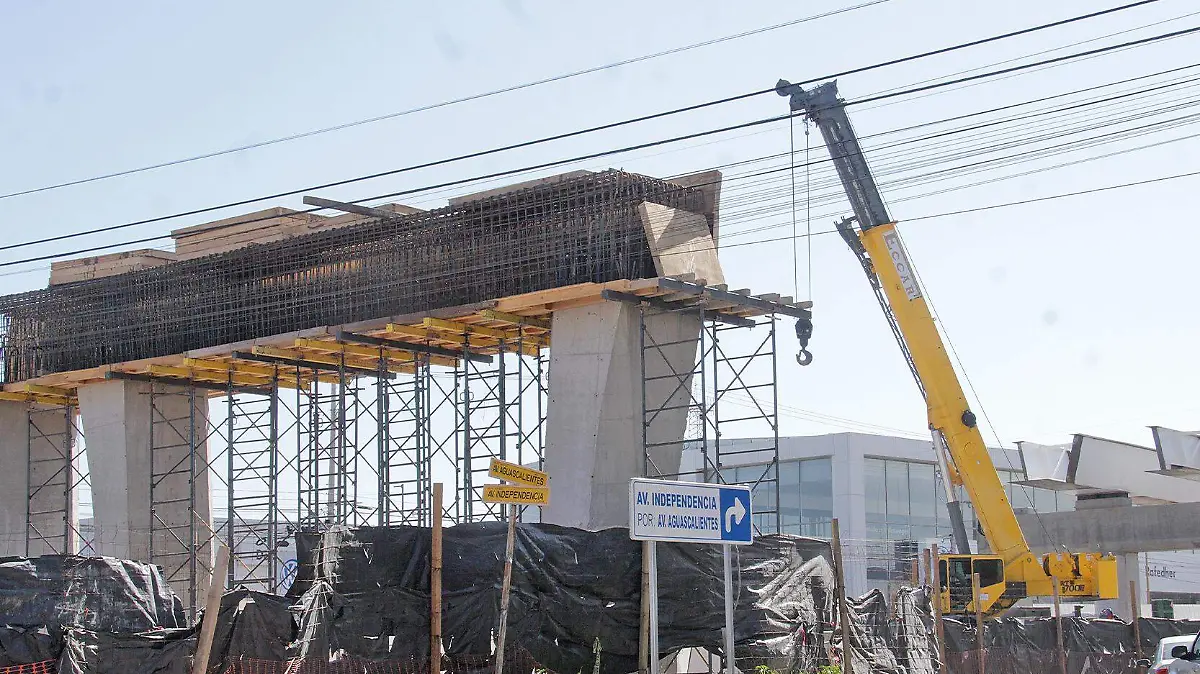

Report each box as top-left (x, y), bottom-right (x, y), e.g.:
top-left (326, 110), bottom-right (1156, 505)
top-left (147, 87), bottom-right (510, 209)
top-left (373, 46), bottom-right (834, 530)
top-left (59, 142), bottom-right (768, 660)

top-left (794, 317), bottom-right (813, 366)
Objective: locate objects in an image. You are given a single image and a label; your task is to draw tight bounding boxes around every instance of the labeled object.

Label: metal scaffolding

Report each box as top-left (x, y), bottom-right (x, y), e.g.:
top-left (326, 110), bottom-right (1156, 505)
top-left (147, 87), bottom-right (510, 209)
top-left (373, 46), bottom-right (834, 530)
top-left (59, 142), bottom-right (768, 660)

top-left (636, 306), bottom-right (782, 536)
top-left (118, 341), bottom-right (548, 611)
top-left (25, 404), bottom-right (85, 556)
top-left (148, 383), bottom-right (221, 616)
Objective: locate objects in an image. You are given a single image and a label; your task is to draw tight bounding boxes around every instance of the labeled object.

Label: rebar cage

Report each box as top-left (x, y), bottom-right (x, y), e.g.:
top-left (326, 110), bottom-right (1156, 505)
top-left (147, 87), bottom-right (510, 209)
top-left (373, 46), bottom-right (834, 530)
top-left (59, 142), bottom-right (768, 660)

top-left (0, 171), bottom-right (710, 383)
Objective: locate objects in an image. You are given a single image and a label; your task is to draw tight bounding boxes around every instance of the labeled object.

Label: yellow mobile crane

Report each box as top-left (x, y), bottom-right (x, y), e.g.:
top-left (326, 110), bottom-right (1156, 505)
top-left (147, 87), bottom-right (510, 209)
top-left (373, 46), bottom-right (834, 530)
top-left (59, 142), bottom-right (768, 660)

top-left (776, 79), bottom-right (1118, 616)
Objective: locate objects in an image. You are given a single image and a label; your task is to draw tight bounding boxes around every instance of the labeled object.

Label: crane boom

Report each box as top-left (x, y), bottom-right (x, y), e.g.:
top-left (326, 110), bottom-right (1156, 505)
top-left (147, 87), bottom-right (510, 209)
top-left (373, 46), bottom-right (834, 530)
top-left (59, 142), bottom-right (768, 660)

top-left (777, 79), bottom-right (1118, 615)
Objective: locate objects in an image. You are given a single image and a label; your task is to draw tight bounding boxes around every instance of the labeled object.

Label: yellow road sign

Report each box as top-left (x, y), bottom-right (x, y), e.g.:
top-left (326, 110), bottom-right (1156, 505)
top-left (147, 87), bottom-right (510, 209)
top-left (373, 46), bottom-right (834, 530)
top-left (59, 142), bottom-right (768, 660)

top-left (482, 484), bottom-right (550, 506)
top-left (488, 458), bottom-right (548, 487)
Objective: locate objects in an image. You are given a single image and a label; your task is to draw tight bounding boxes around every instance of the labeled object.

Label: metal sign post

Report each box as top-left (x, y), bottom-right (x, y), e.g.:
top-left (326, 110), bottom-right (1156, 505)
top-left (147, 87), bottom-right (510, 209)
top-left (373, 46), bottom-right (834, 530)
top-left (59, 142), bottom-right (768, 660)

top-left (722, 544), bottom-right (735, 674)
top-left (630, 478), bottom-right (753, 674)
top-left (648, 540), bottom-right (660, 673)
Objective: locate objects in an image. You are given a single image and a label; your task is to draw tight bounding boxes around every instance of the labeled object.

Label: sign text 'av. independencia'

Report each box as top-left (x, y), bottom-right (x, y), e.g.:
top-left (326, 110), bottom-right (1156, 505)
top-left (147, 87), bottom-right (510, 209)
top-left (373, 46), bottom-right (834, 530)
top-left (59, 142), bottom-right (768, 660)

top-left (629, 478), bottom-right (753, 545)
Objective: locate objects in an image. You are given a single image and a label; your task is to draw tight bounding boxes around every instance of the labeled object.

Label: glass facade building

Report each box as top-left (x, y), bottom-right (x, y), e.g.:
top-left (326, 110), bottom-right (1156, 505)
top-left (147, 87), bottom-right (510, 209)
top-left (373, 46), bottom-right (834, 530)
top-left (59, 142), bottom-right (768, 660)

top-left (729, 457), bottom-right (833, 538)
top-left (684, 433), bottom-right (1082, 597)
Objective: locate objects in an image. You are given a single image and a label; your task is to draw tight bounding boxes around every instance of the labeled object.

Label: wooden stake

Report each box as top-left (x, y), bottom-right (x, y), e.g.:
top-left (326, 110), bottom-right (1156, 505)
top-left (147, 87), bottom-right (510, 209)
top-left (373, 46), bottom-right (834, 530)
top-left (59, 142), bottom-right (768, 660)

top-left (191, 544), bottom-right (230, 674)
top-left (929, 545), bottom-right (946, 672)
top-left (1053, 580), bottom-right (1067, 674)
top-left (972, 573), bottom-right (984, 674)
top-left (639, 540), bottom-right (650, 674)
top-left (494, 503), bottom-right (518, 674)
top-left (1131, 579), bottom-right (1143, 665)
top-left (431, 483), bottom-right (444, 672)
top-left (922, 548), bottom-right (932, 588)
top-left (831, 519), bottom-right (854, 673)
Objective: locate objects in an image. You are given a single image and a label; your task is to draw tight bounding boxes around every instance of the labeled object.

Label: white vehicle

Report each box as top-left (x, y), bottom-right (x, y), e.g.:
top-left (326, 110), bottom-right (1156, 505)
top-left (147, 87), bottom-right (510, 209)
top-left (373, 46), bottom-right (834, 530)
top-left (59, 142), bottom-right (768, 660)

top-left (1138, 633), bottom-right (1200, 673)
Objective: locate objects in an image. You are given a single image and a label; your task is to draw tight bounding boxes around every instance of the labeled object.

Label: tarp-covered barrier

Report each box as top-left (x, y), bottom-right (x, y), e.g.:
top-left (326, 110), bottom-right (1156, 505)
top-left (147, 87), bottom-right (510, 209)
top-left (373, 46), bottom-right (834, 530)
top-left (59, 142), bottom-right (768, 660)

top-left (4, 538), bottom-right (1200, 674)
top-left (210, 590), bottom-right (295, 673)
top-left (290, 524), bottom-right (837, 674)
top-left (0, 556), bottom-right (185, 632)
top-left (57, 627), bottom-right (195, 674)
top-left (943, 615), bottom-right (1200, 674)
top-left (0, 626), bottom-right (61, 667)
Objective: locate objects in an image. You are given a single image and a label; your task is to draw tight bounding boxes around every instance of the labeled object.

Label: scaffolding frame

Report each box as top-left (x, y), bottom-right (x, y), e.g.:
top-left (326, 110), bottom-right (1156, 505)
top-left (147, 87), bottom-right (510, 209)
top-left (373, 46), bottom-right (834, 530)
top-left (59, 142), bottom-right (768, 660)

top-left (636, 305), bottom-right (782, 537)
top-left (222, 375), bottom-right (302, 596)
top-left (148, 383), bottom-right (222, 617)
top-left (25, 404), bottom-right (85, 556)
top-left (105, 339), bottom-right (549, 613)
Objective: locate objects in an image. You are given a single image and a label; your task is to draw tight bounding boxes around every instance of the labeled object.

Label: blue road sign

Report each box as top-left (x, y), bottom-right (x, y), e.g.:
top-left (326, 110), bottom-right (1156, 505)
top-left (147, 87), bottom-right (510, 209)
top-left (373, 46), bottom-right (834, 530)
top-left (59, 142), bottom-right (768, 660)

top-left (629, 478), bottom-right (754, 545)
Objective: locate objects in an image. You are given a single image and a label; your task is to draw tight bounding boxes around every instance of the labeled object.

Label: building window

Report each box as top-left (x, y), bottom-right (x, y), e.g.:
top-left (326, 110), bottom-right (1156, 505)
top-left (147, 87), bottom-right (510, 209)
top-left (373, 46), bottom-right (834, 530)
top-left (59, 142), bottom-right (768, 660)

top-left (728, 457), bottom-right (832, 537)
top-left (798, 457), bottom-right (833, 538)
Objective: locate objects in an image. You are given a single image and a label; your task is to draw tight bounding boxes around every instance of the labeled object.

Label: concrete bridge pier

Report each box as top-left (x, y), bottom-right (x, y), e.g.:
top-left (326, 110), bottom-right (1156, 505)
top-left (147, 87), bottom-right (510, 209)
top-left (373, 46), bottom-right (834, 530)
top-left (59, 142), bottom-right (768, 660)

top-left (541, 302), bottom-right (701, 530)
top-left (77, 379), bottom-right (213, 603)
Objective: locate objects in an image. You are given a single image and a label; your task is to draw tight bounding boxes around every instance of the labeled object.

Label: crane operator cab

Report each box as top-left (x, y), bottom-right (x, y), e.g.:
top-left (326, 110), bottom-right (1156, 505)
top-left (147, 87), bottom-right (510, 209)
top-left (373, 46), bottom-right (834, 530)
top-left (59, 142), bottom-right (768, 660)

top-left (938, 555), bottom-right (1006, 615)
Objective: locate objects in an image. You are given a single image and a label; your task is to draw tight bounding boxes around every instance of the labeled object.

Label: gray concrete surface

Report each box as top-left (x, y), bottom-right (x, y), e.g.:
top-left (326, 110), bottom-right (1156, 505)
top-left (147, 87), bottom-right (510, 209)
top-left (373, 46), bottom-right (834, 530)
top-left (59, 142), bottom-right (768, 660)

top-left (0, 402), bottom-right (78, 557)
top-left (1020, 501), bottom-right (1200, 554)
top-left (78, 379), bottom-right (212, 600)
top-left (541, 301), bottom-right (701, 529)
top-left (0, 402), bottom-right (29, 557)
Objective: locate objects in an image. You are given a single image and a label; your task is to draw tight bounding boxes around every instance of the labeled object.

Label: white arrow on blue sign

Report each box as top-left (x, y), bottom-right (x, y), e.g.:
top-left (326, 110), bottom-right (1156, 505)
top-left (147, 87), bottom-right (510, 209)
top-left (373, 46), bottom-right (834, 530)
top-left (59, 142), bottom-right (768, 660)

top-left (629, 478), bottom-right (754, 545)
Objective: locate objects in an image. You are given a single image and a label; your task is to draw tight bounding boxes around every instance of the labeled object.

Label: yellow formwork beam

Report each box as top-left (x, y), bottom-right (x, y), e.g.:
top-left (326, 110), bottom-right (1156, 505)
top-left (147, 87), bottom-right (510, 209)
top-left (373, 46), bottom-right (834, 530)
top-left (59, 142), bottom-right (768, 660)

top-left (184, 358), bottom-right (282, 378)
top-left (478, 310), bottom-right (551, 331)
top-left (424, 317), bottom-right (549, 347)
top-left (183, 358), bottom-right (336, 387)
top-left (150, 365), bottom-right (275, 390)
top-left (382, 324), bottom-right (430, 340)
top-left (423, 317), bottom-right (510, 340)
top-left (383, 322), bottom-right (542, 357)
top-left (0, 391), bottom-right (76, 407)
top-left (295, 338), bottom-right (459, 368)
top-left (24, 384), bottom-right (75, 398)
top-left (252, 346), bottom-right (414, 374)
top-left (295, 338), bottom-right (412, 362)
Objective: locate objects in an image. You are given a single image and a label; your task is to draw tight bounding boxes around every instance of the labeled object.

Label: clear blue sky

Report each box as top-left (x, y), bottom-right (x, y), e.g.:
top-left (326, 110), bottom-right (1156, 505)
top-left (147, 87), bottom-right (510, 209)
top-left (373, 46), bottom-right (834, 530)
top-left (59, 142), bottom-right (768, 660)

top-left (1, 0), bottom-right (1197, 453)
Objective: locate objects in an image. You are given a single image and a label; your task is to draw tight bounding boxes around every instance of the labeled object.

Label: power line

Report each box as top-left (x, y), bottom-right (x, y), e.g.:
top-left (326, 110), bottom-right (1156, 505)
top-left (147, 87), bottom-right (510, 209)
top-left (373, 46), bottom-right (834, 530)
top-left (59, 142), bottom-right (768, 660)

top-left (713, 168), bottom-right (1200, 253)
top-left (0, 0), bottom-right (1169, 255)
top-left (5, 61), bottom-right (1198, 279)
top-left (0, 0), bottom-right (893, 201)
top-left (2, 15), bottom-right (1191, 265)
top-left (859, 7), bottom-right (1200, 104)
top-left (846, 24), bottom-right (1200, 109)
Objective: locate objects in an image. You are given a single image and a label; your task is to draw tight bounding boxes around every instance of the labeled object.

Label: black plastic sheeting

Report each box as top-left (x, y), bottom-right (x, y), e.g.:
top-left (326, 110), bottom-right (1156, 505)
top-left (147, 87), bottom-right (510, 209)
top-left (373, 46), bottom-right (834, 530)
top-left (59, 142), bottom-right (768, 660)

top-left (0, 625), bottom-right (62, 666)
top-left (1, 537), bottom-right (1198, 674)
top-left (289, 523), bottom-right (837, 674)
top-left (942, 615), bottom-right (1200, 674)
top-left (0, 555), bottom-right (185, 632)
top-left (58, 628), bottom-right (195, 674)
top-left (210, 590), bottom-right (295, 672)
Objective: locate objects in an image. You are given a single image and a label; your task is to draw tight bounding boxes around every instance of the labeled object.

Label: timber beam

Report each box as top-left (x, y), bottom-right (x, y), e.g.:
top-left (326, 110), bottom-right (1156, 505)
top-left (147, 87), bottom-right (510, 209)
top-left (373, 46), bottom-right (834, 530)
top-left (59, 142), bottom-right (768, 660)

top-left (335, 330), bottom-right (491, 364)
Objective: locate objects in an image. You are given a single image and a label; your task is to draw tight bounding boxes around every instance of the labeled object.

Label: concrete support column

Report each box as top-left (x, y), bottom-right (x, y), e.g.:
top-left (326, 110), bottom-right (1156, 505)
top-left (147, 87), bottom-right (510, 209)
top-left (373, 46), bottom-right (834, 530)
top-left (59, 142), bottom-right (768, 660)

top-left (1096, 552), bottom-right (1143, 618)
top-left (0, 402), bottom-right (29, 557)
top-left (542, 302), bottom-right (702, 530)
top-left (78, 380), bottom-right (212, 603)
top-left (0, 401), bottom-right (78, 557)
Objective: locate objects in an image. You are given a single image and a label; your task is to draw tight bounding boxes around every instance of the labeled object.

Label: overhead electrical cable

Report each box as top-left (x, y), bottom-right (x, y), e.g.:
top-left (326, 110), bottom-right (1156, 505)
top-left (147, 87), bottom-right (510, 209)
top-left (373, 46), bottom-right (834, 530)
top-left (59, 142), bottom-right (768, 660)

top-left (4, 16), bottom-right (1194, 266)
top-left (0, 0), bottom-right (1169, 244)
top-left (0, 0), bottom-right (894, 201)
top-left (4, 38), bottom-right (1195, 268)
